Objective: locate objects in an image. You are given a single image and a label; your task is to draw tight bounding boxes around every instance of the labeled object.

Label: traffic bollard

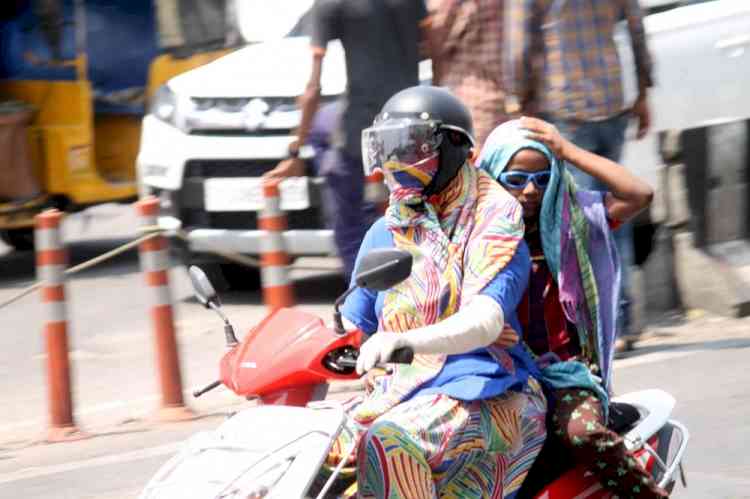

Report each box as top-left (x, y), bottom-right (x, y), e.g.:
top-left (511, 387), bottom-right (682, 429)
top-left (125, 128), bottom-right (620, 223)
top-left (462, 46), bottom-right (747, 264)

top-left (258, 180), bottom-right (295, 311)
top-left (365, 170), bottom-right (389, 215)
top-left (135, 196), bottom-right (193, 421)
top-left (35, 209), bottom-right (85, 442)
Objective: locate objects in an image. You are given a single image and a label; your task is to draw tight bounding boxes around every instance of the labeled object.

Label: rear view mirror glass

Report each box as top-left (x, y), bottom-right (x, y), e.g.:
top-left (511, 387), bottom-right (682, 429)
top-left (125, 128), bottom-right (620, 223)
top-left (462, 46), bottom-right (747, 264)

top-left (354, 249), bottom-right (412, 292)
top-left (188, 266), bottom-right (220, 308)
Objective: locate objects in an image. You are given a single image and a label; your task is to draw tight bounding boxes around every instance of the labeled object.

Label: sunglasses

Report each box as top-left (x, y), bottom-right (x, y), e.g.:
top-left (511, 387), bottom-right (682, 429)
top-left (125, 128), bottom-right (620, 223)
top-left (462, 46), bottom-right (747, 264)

top-left (498, 170), bottom-right (551, 190)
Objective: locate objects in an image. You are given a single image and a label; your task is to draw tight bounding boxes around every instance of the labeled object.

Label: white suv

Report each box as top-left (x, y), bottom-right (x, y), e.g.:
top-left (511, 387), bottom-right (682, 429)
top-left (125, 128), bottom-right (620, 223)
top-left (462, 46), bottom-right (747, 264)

top-left (137, 2), bottom-right (344, 283)
top-left (137, 1), bottom-right (433, 286)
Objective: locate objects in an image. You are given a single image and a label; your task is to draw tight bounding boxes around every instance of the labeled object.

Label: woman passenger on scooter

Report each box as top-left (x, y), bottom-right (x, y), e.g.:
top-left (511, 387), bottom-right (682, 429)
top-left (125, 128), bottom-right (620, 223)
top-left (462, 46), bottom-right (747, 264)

top-left (337, 87), bottom-right (548, 498)
top-left (477, 118), bottom-right (667, 498)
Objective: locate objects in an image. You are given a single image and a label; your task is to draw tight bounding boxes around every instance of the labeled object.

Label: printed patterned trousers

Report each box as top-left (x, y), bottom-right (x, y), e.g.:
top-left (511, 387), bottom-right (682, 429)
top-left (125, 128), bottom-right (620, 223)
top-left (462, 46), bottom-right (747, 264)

top-left (354, 380), bottom-right (547, 499)
top-left (552, 388), bottom-right (668, 499)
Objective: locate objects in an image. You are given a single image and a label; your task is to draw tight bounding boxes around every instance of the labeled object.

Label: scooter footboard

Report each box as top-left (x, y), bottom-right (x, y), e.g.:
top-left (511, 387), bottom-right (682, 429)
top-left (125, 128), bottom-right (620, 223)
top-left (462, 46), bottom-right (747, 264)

top-left (138, 405), bottom-right (347, 499)
top-left (644, 419), bottom-right (690, 490)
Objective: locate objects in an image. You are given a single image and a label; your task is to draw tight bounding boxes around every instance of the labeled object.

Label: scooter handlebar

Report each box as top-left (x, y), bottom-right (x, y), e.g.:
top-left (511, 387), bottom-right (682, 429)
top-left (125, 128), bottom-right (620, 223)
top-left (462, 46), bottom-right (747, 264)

top-left (336, 346), bottom-right (414, 369)
top-left (389, 347), bottom-right (414, 364)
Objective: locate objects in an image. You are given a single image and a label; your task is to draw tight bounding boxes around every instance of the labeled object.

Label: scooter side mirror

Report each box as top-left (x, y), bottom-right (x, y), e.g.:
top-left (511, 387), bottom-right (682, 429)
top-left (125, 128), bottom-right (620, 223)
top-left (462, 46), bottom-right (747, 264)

top-left (354, 248), bottom-right (413, 292)
top-left (188, 265), bottom-right (221, 309)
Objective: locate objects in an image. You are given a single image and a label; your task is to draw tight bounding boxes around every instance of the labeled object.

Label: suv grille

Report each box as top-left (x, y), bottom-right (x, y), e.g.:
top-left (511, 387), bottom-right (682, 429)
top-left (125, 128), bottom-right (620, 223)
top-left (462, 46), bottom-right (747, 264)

top-left (185, 159), bottom-right (278, 178)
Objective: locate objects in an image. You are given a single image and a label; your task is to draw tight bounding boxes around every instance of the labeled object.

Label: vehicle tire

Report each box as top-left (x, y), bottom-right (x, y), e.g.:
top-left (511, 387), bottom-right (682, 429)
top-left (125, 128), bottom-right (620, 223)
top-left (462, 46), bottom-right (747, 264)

top-left (219, 263), bottom-right (262, 291)
top-left (0, 228), bottom-right (35, 251)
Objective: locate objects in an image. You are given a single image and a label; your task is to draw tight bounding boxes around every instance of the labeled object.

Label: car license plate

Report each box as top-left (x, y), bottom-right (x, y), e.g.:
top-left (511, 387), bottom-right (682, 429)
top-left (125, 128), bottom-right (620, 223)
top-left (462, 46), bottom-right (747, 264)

top-left (204, 177), bottom-right (311, 212)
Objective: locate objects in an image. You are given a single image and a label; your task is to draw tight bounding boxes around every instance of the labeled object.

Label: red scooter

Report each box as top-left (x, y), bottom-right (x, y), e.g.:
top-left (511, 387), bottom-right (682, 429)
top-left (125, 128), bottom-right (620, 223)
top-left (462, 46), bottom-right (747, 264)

top-left (139, 248), bottom-right (689, 499)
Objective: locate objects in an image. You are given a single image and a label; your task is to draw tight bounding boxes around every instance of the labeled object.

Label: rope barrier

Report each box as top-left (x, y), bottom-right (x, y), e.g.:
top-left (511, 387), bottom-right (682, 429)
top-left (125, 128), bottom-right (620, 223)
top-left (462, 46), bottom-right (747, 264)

top-left (4, 198), bottom-right (347, 437)
top-left (169, 229), bottom-right (343, 273)
top-left (0, 226), bottom-right (343, 312)
top-left (0, 231), bottom-right (162, 311)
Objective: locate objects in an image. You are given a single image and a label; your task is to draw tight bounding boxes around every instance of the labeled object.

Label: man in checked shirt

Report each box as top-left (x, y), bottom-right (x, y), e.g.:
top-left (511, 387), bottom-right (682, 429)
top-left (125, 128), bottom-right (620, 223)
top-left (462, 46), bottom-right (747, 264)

top-left (426, 0), bottom-right (508, 147)
top-left (504, 0), bottom-right (655, 354)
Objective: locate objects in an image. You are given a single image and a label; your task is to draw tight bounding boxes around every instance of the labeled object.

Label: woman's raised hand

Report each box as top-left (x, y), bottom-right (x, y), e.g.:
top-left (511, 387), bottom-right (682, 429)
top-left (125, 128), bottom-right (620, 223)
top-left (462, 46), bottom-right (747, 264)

top-left (519, 116), bottom-right (572, 160)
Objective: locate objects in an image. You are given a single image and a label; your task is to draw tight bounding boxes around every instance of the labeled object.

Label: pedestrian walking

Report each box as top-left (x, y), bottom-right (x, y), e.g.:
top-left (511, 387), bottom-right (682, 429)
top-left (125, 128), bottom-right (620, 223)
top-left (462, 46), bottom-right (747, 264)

top-left (264, 0), bottom-right (429, 283)
top-left (503, 0), bottom-right (655, 350)
top-left (425, 0), bottom-right (508, 148)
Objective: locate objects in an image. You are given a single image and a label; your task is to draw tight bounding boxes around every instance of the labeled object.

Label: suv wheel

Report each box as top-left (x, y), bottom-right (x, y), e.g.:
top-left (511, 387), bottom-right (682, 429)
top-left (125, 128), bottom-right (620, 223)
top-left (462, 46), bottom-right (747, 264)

top-left (219, 263), bottom-right (262, 291)
top-left (0, 228), bottom-right (35, 251)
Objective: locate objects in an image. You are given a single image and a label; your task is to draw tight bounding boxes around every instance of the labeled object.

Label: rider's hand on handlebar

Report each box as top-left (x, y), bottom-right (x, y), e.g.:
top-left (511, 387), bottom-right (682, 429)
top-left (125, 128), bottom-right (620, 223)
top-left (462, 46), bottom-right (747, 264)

top-left (357, 332), bottom-right (408, 375)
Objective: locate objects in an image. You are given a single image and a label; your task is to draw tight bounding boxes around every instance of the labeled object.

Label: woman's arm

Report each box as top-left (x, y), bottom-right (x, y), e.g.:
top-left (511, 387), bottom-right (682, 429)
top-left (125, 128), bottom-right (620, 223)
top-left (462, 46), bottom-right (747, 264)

top-left (356, 295), bottom-right (506, 374)
top-left (355, 240), bottom-right (530, 374)
top-left (521, 117), bottom-right (654, 222)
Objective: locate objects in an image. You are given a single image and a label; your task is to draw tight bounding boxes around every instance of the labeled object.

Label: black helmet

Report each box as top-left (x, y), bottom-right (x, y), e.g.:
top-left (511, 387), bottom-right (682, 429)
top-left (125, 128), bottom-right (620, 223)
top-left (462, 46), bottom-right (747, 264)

top-left (363, 86), bottom-right (475, 197)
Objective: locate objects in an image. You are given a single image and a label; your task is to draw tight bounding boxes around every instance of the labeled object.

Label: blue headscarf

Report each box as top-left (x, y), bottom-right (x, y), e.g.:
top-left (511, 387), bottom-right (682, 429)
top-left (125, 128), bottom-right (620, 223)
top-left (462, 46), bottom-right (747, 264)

top-left (476, 121), bottom-right (567, 278)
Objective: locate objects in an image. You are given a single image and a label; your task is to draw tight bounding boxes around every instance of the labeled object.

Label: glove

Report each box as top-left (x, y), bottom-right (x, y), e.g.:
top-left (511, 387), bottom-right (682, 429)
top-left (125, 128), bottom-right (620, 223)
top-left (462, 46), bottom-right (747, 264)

top-left (356, 332), bottom-right (408, 375)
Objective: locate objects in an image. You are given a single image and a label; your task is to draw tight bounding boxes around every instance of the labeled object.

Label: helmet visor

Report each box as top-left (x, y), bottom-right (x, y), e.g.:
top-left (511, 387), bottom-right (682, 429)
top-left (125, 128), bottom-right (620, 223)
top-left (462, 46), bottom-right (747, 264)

top-left (361, 118), bottom-right (442, 178)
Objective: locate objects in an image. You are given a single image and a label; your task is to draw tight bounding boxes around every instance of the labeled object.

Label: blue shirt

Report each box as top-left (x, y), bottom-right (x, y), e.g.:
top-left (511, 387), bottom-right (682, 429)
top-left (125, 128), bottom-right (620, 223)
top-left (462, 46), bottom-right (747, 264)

top-left (342, 218), bottom-right (539, 401)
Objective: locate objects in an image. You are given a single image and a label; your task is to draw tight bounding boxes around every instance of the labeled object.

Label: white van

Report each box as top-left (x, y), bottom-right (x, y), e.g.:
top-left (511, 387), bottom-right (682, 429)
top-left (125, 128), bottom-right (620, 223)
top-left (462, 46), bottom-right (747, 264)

top-left (137, 1), bottom-right (346, 285)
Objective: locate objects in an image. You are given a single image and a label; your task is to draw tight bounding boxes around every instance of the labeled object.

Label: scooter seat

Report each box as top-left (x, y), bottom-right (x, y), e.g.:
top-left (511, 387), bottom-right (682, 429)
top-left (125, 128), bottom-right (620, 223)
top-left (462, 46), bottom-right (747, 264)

top-left (607, 401), bottom-right (641, 434)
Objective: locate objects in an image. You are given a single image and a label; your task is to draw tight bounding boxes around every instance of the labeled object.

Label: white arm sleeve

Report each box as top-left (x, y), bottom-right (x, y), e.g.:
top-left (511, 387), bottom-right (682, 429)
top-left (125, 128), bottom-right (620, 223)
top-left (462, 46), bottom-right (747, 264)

top-left (401, 295), bottom-right (505, 355)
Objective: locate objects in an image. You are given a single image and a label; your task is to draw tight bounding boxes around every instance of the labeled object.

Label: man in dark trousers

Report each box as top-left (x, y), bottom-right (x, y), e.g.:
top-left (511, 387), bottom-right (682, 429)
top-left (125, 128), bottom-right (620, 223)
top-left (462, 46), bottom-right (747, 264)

top-left (503, 0), bottom-right (655, 351)
top-left (264, 0), bottom-right (428, 282)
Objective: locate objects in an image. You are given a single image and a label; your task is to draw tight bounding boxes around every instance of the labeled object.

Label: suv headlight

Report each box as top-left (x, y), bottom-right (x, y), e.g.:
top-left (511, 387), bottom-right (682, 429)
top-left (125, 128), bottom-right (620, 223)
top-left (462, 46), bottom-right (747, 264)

top-left (149, 85), bottom-right (200, 133)
top-left (150, 85), bottom-right (178, 126)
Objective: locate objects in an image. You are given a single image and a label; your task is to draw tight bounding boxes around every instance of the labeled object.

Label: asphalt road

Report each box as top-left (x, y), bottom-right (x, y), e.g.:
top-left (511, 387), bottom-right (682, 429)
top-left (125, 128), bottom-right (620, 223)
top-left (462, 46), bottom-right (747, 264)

top-left (1, 204), bottom-right (749, 498)
top-left (2, 326), bottom-right (748, 499)
top-left (612, 332), bottom-right (750, 498)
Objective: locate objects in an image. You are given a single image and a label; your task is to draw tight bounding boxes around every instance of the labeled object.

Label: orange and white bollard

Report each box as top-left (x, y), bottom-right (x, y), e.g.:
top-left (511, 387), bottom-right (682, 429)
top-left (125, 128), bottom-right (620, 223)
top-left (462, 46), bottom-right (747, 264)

top-left (365, 170), bottom-right (389, 215)
top-left (258, 181), bottom-right (295, 311)
top-left (35, 209), bottom-right (85, 442)
top-left (135, 196), bottom-right (192, 421)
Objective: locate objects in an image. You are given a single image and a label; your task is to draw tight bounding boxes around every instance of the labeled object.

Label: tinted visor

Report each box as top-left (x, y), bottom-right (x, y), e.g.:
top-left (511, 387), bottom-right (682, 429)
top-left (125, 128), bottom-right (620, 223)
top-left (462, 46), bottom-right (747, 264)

top-left (361, 118), bottom-right (442, 176)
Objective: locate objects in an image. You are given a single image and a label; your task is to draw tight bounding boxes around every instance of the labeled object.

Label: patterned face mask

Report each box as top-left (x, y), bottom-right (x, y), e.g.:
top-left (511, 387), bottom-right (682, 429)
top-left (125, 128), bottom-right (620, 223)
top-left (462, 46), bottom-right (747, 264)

top-left (362, 118), bottom-right (443, 198)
